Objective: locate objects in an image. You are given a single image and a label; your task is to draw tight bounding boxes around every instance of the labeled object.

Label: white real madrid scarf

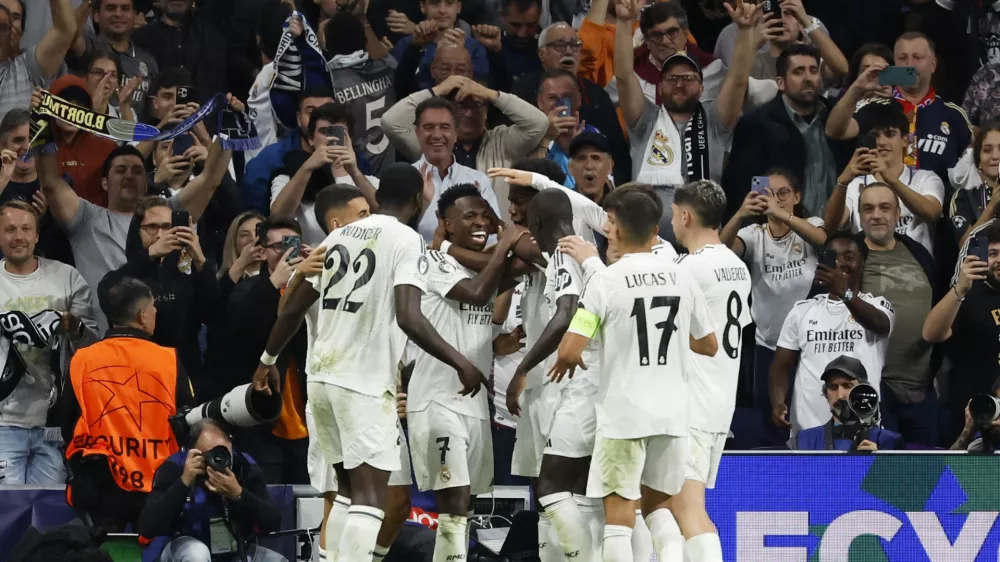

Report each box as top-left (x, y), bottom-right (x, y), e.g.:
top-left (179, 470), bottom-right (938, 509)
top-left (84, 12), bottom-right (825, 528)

top-left (636, 104), bottom-right (709, 186)
top-left (0, 310), bottom-right (61, 401)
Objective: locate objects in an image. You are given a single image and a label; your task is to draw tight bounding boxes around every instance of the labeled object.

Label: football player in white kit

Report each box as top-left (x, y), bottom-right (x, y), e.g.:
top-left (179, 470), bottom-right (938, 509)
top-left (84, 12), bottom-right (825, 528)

top-left (284, 185), bottom-right (416, 561)
top-left (548, 186), bottom-right (718, 562)
top-left (655, 180), bottom-right (752, 562)
top-left (253, 165), bottom-right (486, 562)
top-left (408, 184), bottom-right (527, 562)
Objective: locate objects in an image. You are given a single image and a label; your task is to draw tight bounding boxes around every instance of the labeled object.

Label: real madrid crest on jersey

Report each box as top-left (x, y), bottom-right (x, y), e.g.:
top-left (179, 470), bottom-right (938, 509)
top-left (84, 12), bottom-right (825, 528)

top-left (941, 121), bottom-right (951, 136)
top-left (139, 61), bottom-right (148, 77)
top-left (792, 243), bottom-right (803, 255)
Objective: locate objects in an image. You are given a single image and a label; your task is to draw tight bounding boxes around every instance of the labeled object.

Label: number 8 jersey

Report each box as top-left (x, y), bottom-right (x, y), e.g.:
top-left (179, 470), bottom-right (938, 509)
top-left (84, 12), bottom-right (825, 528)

top-left (578, 253), bottom-right (715, 440)
top-left (306, 214), bottom-right (428, 397)
top-left (671, 244), bottom-right (752, 434)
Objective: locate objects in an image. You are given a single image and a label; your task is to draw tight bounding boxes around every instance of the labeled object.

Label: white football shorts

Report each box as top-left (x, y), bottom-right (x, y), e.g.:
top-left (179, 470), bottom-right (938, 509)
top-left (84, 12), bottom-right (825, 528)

top-left (684, 428), bottom-right (726, 489)
top-left (586, 429), bottom-right (688, 500)
top-left (408, 402), bottom-right (493, 494)
top-left (306, 381), bottom-right (400, 473)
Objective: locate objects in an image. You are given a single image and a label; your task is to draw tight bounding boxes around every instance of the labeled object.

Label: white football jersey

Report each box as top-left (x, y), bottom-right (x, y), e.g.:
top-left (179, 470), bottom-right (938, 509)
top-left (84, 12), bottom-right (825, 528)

top-left (574, 253), bottom-right (715, 440)
top-left (307, 214), bottom-right (428, 396)
top-left (673, 245), bottom-right (752, 433)
top-left (408, 250), bottom-right (493, 419)
top-left (737, 218), bottom-right (824, 349)
top-left (493, 282), bottom-right (525, 427)
top-left (520, 249), bottom-right (585, 388)
top-left (777, 293), bottom-right (895, 433)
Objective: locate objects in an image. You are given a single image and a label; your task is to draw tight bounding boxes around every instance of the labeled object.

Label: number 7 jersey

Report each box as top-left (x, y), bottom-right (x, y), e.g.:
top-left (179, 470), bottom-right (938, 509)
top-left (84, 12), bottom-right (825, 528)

top-left (576, 253), bottom-right (715, 440)
top-left (306, 214), bottom-right (428, 397)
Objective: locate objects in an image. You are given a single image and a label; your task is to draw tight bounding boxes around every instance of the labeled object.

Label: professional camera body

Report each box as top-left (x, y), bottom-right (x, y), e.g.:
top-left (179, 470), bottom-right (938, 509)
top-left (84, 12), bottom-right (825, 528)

top-left (969, 394), bottom-right (1000, 452)
top-left (169, 383), bottom-right (282, 445)
top-left (835, 383), bottom-right (881, 449)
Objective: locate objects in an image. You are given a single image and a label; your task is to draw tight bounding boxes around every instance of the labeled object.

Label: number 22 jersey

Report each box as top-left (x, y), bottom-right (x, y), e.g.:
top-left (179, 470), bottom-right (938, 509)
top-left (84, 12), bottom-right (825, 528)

top-left (307, 214), bottom-right (428, 397)
top-left (575, 253), bottom-right (715, 440)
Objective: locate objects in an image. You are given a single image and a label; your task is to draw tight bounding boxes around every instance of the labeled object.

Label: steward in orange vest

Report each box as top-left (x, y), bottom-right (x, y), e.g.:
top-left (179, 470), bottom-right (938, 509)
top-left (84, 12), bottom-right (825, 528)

top-left (62, 276), bottom-right (196, 532)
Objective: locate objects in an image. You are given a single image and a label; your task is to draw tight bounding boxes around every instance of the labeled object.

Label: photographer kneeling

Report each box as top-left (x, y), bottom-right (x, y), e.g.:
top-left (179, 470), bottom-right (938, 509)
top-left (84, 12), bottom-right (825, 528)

top-left (794, 356), bottom-right (901, 451)
top-left (138, 419), bottom-right (284, 561)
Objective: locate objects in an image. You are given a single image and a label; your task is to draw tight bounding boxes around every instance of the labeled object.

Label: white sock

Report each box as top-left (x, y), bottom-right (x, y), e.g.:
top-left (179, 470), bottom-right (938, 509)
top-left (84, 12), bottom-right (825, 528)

top-left (540, 492), bottom-right (592, 560)
top-left (433, 513), bottom-right (469, 561)
top-left (538, 511), bottom-right (564, 562)
top-left (317, 546), bottom-right (327, 561)
top-left (335, 505), bottom-right (384, 562)
top-left (372, 545), bottom-right (390, 561)
top-left (326, 496), bottom-right (352, 560)
top-left (602, 525), bottom-right (633, 562)
top-left (684, 533), bottom-right (723, 562)
top-left (646, 508), bottom-right (684, 562)
top-left (631, 510), bottom-right (653, 562)
top-left (574, 496), bottom-right (605, 555)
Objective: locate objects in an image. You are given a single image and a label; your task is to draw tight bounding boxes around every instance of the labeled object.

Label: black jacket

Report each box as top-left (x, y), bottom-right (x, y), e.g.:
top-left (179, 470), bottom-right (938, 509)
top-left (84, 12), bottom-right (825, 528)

top-left (722, 94), bottom-right (852, 220)
top-left (513, 74), bottom-right (632, 186)
top-left (202, 264), bottom-right (308, 401)
top-left (107, 219), bottom-right (221, 383)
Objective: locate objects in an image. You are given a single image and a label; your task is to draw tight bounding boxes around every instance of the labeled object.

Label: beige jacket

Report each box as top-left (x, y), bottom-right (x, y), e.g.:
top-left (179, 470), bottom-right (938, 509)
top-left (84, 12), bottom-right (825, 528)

top-left (383, 90), bottom-right (550, 219)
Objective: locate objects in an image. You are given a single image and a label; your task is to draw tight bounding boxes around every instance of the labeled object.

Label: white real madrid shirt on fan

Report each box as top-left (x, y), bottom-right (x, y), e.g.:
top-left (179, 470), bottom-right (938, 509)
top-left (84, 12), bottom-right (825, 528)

top-left (672, 245), bottom-right (752, 433)
top-left (842, 168), bottom-right (944, 255)
top-left (575, 253), bottom-right (715, 439)
top-left (409, 250), bottom-right (494, 419)
top-left (306, 214), bottom-right (428, 396)
top-left (777, 293), bottom-right (895, 433)
top-left (737, 218), bottom-right (824, 349)
top-left (519, 249), bottom-right (587, 388)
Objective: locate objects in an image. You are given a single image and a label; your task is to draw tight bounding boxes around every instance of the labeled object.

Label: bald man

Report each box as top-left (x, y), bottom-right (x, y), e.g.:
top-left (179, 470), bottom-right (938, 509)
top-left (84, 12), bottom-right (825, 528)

top-left (431, 43), bottom-right (475, 84)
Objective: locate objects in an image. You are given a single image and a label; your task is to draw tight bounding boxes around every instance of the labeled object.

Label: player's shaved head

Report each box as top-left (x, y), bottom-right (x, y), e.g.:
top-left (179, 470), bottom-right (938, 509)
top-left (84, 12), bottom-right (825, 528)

top-left (527, 189), bottom-right (573, 251)
top-left (603, 186), bottom-right (661, 245)
top-left (315, 184), bottom-right (370, 234)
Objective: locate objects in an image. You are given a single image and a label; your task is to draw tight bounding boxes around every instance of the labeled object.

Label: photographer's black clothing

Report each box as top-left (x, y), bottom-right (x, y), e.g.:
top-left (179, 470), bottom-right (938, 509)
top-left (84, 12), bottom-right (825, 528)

top-left (109, 218), bottom-right (223, 385)
top-left (946, 279), bottom-right (1000, 411)
top-left (794, 421), bottom-right (902, 451)
top-left (202, 266), bottom-right (309, 483)
top-left (137, 449), bottom-right (280, 560)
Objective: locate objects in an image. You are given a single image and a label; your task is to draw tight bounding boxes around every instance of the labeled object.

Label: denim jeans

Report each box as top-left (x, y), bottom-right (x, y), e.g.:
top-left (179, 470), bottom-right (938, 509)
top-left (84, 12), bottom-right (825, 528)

top-left (0, 426), bottom-right (66, 485)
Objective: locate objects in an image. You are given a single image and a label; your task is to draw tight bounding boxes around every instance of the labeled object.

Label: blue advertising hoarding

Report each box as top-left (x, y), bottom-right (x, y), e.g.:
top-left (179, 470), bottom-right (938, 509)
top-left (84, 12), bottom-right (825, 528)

top-left (707, 453), bottom-right (1000, 561)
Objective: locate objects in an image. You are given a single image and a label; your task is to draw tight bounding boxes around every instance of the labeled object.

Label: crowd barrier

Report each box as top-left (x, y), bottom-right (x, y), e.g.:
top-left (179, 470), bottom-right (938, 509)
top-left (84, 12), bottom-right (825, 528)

top-left (1, 452), bottom-right (998, 561)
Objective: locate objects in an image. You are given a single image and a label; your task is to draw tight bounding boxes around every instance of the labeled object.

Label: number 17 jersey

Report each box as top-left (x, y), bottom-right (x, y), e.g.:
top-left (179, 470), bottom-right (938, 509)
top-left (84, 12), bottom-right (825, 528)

top-left (576, 253), bottom-right (715, 440)
top-left (307, 214), bottom-right (428, 397)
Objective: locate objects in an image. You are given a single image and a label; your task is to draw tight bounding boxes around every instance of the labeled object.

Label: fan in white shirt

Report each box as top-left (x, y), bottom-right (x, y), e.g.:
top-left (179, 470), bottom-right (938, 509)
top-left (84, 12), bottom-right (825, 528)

top-left (825, 104), bottom-right (944, 256)
top-left (251, 164), bottom-right (485, 562)
top-left (407, 185), bottom-right (526, 562)
top-left (269, 104), bottom-right (380, 245)
top-left (549, 185), bottom-right (717, 562)
top-left (770, 232), bottom-right (894, 437)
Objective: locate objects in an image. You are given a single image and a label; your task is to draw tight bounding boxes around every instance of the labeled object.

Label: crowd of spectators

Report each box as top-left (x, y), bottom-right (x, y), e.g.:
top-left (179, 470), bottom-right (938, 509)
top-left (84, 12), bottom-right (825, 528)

top-left (0, 0), bottom-right (999, 549)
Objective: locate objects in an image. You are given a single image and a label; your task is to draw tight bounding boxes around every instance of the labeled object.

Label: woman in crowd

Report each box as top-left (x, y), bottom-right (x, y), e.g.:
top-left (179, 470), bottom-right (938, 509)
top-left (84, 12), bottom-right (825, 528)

top-left (82, 46), bottom-right (137, 121)
top-left (842, 42), bottom-right (893, 100)
top-left (948, 123), bottom-right (1000, 246)
top-left (720, 169), bottom-right (827, 419)
top-left (218, 210), bottom-right (265, 292)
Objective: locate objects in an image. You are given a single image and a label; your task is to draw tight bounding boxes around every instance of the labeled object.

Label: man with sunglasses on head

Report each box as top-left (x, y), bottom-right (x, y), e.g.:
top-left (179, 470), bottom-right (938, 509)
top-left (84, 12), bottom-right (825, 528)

top-left (512, 22), bottom-right (631, 186)
top-left (614, 0), bottom-right (757, 243)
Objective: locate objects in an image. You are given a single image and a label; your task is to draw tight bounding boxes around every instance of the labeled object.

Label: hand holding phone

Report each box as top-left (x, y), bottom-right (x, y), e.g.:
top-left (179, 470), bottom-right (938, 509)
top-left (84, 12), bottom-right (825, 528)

top-left (761, 0), bottom-right (782, 25)
top-left (172, 134), bottom-right (195, 158)
top-left (555, 96), bottom-right (573, 118)
top-left (751, 176), bottom-right (770, 194)
top-left (877, 66), bottom-right (917, 88)
top-left (176, 85), bottom-right (198, 105)
top-left (323, 125), bottom-right (347, 147)
top-left (819, 248), bottom-right (838, 270)
top-left (970, 235), bottom-right (990, 264)
top-left (172, 210), bottom-right (190, 229)
top-left (281, 235), bottom-right (302, 261)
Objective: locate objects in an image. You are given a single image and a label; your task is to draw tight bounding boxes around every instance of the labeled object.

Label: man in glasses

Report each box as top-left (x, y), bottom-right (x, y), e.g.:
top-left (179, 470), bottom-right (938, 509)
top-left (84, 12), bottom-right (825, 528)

top-left (614, 0), bottom-right (757, 242)
top-left (68, 0), bottom-right (159, 119)
top-left (512, 22), bottom-right (631, 189)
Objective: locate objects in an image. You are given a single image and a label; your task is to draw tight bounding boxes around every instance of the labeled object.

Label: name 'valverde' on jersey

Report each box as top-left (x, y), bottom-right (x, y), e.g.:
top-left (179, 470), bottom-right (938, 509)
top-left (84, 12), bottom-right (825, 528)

top-left (579, 253), bottom-right (715, 440)
top-left (306, 214), bottom-right (427, 397)
top-left (672, 245), bottom-right (752, 433)
top-left (408, 250), bottom-right (494, 420)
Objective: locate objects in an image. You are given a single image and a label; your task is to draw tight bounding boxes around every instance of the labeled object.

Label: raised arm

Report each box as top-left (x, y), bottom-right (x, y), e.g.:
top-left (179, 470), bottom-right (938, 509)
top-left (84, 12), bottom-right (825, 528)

top-left (878, 165), bottom-right (942, 224)
top-left (444, 227), bottom-right (524, 306)
top-left (825, 64), bottom-right (885, 140)
top-left (36, 0), bottom-right (77, 80)
top-left (782, 0), bottom-right (847, 82)
top-left (68, 1), bottom-right (91, 58)
top-left (715, 1), bottom-right (761, 131)
top-left (923, 256), bottom-right (985, 342)
top-left (175, 139), bottom-right (232, 222)
top-left (612, 0), bottom-right (646, 128)
top-left (38, 149), bottom-right (80, 228)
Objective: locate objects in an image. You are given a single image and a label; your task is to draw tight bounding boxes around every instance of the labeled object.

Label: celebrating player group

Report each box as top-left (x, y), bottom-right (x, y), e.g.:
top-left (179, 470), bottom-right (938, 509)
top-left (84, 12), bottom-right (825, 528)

top-left (252, 162), bottom-right (751, 562)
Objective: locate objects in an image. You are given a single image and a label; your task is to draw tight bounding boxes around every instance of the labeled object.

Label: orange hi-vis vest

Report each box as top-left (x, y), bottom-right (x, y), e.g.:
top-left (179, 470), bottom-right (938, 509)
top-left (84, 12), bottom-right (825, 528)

top-left (65, 336), bottom-right (179, 498)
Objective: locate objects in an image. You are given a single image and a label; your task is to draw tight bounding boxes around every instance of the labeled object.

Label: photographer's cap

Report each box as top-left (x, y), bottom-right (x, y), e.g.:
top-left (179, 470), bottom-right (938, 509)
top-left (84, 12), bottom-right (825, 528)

top-left (821, 356), bottom-right (868, 383)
